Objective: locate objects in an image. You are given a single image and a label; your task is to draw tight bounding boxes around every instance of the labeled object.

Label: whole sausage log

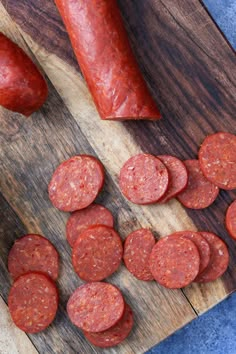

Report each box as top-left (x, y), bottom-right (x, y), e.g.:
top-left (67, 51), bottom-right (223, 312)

top-left (54, 0), bottom-right (161, 120)
top-left (0, 33), bottom-right (48, 116)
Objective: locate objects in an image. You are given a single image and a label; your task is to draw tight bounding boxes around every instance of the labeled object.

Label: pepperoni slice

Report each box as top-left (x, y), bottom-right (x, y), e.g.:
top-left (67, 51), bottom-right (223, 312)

top-left (199, 132), bottom-right (236, 190)
top-left (149, 233), bottom-right (200, 288)
top-left (48, 155), bottom-right (105, 212)
top-left (72, 225), bottom-right (123, 282)
top-left (66, 204), bottom-right (114, 247)
top-left (195, 232), bottom-right (229, 283)
top-left (119, 154), bottom-right (169, 204)
top-left (84, 303), bottom-right (133, 348)
top-left (226, 200), bottom-right (236, 240)
top-left (177, 160), bottom-right (219, 209)
top-left (123, 229), bottom-right (155, 281)
top-left (8, 234), bottom-right (59, 281)
top-left (157, 155), bottom-right (188, 203)
top-left (67, 282), bottom-right (125, 332)
top-left (8, 273), bottom-right (58, 333)
top-left (174, 231), bottom-right (211, 274)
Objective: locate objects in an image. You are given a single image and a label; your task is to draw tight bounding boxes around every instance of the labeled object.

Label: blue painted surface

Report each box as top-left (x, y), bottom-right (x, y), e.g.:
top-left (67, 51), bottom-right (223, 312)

top-left (147, 2), bottom-right (236, 353)
top-left (203, 0), bottom-right (236, 49)
top-left (147, 293), bottom-right (236, 354)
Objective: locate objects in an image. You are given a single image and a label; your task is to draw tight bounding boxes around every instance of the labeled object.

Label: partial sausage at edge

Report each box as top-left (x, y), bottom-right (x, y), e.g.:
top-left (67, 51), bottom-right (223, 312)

top-left (0, 32), bottom-right (48, 116)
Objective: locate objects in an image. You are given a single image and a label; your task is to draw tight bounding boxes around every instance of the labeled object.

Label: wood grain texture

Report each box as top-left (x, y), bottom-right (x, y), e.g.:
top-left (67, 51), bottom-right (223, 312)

top-left (0, 0), bottom-right (235, 353)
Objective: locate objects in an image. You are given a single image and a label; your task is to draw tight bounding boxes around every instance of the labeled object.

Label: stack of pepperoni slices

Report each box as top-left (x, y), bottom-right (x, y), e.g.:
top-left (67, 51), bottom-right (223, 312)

top-left (7, 234), bottom-right (59, 333)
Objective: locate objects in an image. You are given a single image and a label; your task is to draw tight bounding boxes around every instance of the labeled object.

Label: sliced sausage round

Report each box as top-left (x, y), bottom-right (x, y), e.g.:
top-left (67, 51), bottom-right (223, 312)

top-left (119, 154), bottom-right (169, 205)
top-left (8, 273), bottom-right (58, 333)
top-left (195, 232), bottom-right (229, 283)
top-left (226, 200), bottom-right (236, 240)
top-left (8, 234), bottom-right (59, 281)
top-left (174, 231), bottom-right (211, 274)
top-left (149, 233), bottom-right (200, 289)
top-left (48, 155), bottom-right (105, 212)
top-left (123, 229), bottom-right (155, 281)
top-left (199, 132), bottom-right (236, 190)
top-left (84, 303), bottom-right (133, 348)
top-left (66, 204), bottom-right (114, 247)
top-left (177, 160), bottom-right (219, 209)
top-left (0, 33), bottom-right (48, 116)
top-left (72, 225), bottom-right (123, 282)
top-left (67, 282), bottom-right (125, 332)
top-left (157, 155), bottom-right (188, 203)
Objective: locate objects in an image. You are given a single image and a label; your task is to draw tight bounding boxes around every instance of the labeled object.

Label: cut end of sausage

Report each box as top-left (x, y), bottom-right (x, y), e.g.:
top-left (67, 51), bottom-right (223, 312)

top-left (119, 154), bottom-right (169, 205)
top-left (72, 225), bottom-right (123, 282)
top-left (199, 132), bottom-right (236, 190)
top-left (225, 200), bottom-right (236, 240)
top-left (177, 160), bottom-right (219, 209)
top-left (67, 282), bottom-right (125, 332)
top-left (83, 303), bottom-right (134, 348)
top-left (66, 204), bottom-right (114, 247)
top-left (48, 155), bottom-right (105, 212)
top-left (8, 234), bottom-right (59, 281)
top-left (8, 272), bottom-right (58, 333)
top-left (149, 233), bottom-right (200, 289)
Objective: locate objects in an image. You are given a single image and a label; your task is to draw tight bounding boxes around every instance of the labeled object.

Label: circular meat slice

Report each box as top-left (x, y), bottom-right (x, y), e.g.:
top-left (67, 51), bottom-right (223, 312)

top-left (199, 132), bottom-right (236, 190)
top-left (119, 154), bottom-right (169, 204)
top-left (8, 273), bottom-right (58, 333)
top-left (67, 282), bottom-right (125, 332)
top-left (195, 232), bottom-right (229, 283)
top-left (174, 231), bottom-right (211, 274)
top-left (226, 200), bottom-right (236, 240)
top-left (48, 155), bottom-right (105, 212)
top-left (157, 155), bottom-right (188, 203)
top-left (123, 229), bottom-right (155, 281)
top-left (72, 225), bottom-right (123, 282)
top-left (8, 234), bottom-right (59, 280)
top-left (149, 233), bottom-right (200, 289)
top-left (177, 160), bottom-right (219, 209)
top-left (66, 204), bottom-right (114, 247)
top-left (84, 303), bottom-right (133, 348)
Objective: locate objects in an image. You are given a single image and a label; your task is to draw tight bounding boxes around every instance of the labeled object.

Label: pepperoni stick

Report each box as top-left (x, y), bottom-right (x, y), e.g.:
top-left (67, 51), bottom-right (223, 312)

top-left (54, 0), bottom-right (160, 121)
top-left (0, 32), bottom-right (48, 116)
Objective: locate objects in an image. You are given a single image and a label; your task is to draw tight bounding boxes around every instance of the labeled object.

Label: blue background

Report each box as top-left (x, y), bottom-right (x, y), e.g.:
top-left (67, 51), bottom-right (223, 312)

top-left (147, 1), bottom-right (236, 353)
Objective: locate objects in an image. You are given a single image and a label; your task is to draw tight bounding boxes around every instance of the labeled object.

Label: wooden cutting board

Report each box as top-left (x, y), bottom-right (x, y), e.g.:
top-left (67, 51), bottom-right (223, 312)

top-left (0, 0), bottom-right (235, 353)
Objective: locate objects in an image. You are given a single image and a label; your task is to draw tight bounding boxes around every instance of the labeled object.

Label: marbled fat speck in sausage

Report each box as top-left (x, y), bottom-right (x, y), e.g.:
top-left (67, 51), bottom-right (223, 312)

top-left (66, 204), bottom-right (114, 247)
top-left (149, 233), bottom-right (200, 289)
top-left (8, 234), bottom-right (59, 281)
top-left (54, 0), bottom-right (160, 120)
top-left (123, 229), bottom-right (155, 281)
top-left (119, 154), bottom-right (169, 204)
top-left (84, 303), bottom-right (134, 348)
top-left (48, 155), bottom-right (105, 212)
top-left (8, 273), bottom-right (58, 333)
top-left (0, 32), bottom-right (48, 116)
top-left (67, 282), bottom-right (125, 332)
top-left (195, 232), bottom-right (229, 283)
top-left (226, 200), bottom-right (236, 240)
top-left (199, 132), bottom-right (236, 190)
top-left (157, 155), bottom-right (188, 203)
top-left (177, 160), bottom-right (219, 209)
top-left (72, 225), bottom-right (123, 282)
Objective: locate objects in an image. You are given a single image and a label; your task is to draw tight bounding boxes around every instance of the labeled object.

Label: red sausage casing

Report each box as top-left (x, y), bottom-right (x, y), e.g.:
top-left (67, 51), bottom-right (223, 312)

top-left (54, 0), bottom-right (160, 120)
top-left (0, 33), bottom-right (48, 116)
